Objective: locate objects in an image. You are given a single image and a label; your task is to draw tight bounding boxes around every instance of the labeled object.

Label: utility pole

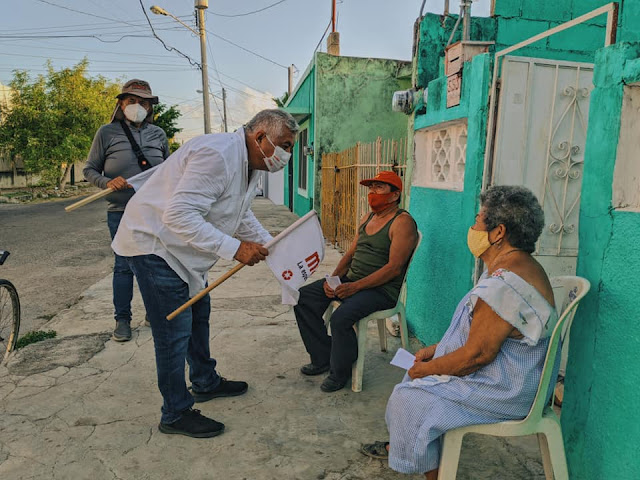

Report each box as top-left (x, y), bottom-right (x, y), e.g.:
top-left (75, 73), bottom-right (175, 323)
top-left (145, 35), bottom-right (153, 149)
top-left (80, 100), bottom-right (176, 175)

top-left (222, 87), bottom-right (228, 132)
top-left (195, 0), bottom-right (211, 134)
top-left (288, 65), bottom-right (294, 95)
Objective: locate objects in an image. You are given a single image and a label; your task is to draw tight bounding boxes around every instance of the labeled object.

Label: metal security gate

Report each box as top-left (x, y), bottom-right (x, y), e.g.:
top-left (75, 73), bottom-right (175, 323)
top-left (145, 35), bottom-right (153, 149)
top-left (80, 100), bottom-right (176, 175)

top-left (491, 56), bottom-right (594, 277)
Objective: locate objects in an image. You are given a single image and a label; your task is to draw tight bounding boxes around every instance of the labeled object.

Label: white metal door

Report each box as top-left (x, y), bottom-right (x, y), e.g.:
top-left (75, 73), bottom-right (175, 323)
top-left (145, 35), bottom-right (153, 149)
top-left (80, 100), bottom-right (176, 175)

top-left (492, 56), bottom-right (593, 277)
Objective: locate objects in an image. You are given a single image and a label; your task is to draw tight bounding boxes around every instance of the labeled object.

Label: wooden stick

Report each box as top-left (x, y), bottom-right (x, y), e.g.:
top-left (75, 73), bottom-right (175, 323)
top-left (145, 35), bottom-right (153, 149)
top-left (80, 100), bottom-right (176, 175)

top-left (166, 211), bottom-right (319, 321)
top-left (65, 188), bottom-right (114, 212)
top-left (166, 263), bottom-right (245, 320)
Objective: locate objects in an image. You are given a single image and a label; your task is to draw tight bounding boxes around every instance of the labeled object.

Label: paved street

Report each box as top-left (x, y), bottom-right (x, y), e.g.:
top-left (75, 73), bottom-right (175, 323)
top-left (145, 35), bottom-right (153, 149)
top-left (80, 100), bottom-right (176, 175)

top-left (0, 199), bottom-right (547, 480)
top-left (0, 193), bottom-right (113, 334)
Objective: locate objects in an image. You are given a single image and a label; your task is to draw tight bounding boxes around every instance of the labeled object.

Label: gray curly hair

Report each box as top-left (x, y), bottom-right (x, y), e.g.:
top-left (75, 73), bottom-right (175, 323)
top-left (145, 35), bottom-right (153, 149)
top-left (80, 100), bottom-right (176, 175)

top-left (480, 185), bottom-right (545, 253)
top-left (245, 109), bottom-right (299, 138)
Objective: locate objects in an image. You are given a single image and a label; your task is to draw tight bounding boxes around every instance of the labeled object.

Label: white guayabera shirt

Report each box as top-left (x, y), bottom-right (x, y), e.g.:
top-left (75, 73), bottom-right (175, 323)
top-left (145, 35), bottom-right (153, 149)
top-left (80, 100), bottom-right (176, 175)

top-left (112, 127), bottom-right (272, 296)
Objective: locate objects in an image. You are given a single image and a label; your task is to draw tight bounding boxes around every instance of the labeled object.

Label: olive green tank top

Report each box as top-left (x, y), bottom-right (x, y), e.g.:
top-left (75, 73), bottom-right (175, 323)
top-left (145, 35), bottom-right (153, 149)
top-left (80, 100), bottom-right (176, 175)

top-left (346, 209), bottom-right (408, 301)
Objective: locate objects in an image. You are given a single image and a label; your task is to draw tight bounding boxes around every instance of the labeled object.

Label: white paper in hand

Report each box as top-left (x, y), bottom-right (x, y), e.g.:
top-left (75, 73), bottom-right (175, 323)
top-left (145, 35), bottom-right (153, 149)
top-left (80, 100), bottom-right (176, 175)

top-left (324, 274), bottom-right (342, 290)
top-left (390, 348), bottom-right (416, 370)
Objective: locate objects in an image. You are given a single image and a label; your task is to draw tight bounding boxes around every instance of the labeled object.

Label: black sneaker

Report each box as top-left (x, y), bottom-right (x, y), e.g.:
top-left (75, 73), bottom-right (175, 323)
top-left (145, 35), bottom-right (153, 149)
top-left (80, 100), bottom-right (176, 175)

top-left (158, 408), bottom-right (225, 438)
top-left (300, 363), bottom-right (330, 376)
top-left (321, 375), bottom-right (349, 392)
top-left (112, 320), bottom-right (132, 342)
top-left (191, 377), bottom-right (249, 403)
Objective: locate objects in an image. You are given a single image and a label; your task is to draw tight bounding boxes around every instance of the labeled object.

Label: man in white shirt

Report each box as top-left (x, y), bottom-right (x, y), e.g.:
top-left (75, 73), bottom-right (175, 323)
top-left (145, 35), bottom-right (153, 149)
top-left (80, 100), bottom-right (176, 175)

top-left (112, 109), bottom-right (298, 438)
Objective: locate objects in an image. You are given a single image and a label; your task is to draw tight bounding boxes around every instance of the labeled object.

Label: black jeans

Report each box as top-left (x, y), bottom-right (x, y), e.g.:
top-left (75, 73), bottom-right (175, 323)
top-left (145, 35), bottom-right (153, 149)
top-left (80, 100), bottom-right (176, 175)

top-left (293, 278), bottom-right (396, 381)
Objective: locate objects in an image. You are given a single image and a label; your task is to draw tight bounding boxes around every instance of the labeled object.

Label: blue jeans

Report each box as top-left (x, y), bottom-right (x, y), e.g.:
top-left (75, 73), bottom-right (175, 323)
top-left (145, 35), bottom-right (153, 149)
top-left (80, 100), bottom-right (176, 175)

top-left (127, 254), bottom-right (221, 424)
top-left (107, 211), bottom-right (133, 323)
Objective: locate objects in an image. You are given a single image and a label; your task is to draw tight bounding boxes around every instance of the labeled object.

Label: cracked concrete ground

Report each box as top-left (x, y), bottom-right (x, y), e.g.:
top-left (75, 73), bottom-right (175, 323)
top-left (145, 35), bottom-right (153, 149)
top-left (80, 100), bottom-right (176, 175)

top-left (0, 199), bottom-right (546, 480)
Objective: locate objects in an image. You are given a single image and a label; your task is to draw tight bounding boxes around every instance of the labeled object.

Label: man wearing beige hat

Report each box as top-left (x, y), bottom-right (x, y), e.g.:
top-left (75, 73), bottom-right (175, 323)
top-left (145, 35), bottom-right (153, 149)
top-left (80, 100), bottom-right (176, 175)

top-left (84, 79), bottom-right (169, 342)
top-left (293, 170), bottom-right (418, 392)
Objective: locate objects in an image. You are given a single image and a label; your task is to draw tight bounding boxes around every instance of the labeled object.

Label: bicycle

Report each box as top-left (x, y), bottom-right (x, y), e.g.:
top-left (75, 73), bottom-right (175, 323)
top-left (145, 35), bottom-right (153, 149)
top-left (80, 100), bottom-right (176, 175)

top-left (0, 250), bottom-right (20, 362)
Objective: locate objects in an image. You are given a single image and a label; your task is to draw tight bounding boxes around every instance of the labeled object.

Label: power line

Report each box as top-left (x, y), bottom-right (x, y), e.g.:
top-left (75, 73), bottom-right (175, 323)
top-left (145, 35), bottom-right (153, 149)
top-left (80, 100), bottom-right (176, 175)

top-left (1, 16), bottom-right (192, 34)
top-left (34, 0), bottom-right (142, 27)
top-left (205, 27), bottom-right (287, 70)
top-left (0, 34), bottom-right (155, 43)
top-left (210, 0), bottom-right (288, 17)
top-left (0, 51), bottom-right (197, 68)
top-left (138, 0), bottom-right (201, 69)
top-left (314, 20), bottom-right (332, 54)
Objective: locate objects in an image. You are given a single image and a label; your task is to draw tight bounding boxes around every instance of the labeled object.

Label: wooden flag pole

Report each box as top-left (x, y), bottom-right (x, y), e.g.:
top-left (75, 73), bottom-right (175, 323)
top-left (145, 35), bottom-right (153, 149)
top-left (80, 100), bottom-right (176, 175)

top-left (166, 263), bottom-right (245, 320)
top-left (166, 211), bottom-right (319, 321)
top-left (65, 188), bottom-right (114, 212)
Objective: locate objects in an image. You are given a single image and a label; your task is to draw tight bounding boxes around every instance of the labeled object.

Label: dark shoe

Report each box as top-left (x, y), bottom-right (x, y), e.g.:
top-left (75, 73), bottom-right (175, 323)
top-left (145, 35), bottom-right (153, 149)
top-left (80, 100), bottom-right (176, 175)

top-left (112, 320), bottom-right (132, 342)
top-left (300, 363), bottom-right (330, 376)
top-left (361, 441), bottom-right (390, 460)
top-left (320, 375), bottom-right (349, 392)
top-left (191, 377), bottom-right (248, 403)
top-left (158, 408), bottom-right (225, 438)
top-left (143, 314), bottom-right (151, 327)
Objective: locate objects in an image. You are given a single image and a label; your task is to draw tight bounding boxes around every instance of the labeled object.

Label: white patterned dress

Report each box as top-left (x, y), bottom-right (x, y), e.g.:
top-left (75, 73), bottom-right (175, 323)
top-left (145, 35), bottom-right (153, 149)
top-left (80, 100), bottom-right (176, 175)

top-left (385, 269), bottom-right (557, 474)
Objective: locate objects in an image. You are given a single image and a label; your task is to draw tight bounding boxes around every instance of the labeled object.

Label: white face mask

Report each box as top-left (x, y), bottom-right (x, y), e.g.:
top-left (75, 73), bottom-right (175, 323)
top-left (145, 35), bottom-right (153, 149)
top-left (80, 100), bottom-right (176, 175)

top-left (256, 135), bottom-right (291, 172)
top-left (123, 103), bottom-right (148, 124)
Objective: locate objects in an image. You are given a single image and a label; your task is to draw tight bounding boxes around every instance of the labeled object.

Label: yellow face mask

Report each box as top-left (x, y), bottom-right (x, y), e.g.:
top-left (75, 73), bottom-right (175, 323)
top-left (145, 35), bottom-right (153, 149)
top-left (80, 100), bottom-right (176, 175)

top-left (467, 227), bottom-right (492, 258)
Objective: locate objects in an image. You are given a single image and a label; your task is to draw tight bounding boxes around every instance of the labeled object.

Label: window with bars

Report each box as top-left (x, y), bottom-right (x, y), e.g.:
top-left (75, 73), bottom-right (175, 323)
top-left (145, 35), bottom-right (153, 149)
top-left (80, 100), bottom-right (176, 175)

top-left (414, 121), bottom-right (468, 191)
top-left (297, 128), bottom-right (308, 193)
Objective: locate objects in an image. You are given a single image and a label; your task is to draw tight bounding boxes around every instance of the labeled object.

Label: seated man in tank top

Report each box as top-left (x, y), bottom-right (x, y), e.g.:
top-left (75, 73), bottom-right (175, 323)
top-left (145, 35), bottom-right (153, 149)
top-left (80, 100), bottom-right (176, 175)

top-left (293, 171), bottom-right (418, 392)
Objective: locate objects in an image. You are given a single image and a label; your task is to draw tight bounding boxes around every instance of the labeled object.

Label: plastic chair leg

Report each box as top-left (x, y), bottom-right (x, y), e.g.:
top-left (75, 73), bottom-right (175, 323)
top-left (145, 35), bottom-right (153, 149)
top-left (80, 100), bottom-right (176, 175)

top-left (437, 430), bottom-right (465, 480)
top-left (352, 318), bottom-right (367, 392)
top-left (537, 433), bottom-right (555, 480)
top-left (539, 419), bottom-right (569, 480)
top-left (377, 318), bottom-right (387, 352)
top-left (398, 307), bottom-right (409, 350)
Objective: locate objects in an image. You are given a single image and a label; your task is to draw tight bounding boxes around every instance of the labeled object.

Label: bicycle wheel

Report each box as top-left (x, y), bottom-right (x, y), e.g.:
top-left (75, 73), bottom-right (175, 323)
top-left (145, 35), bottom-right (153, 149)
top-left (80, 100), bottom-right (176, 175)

top-left (0, 279), bottom-right (20, 360)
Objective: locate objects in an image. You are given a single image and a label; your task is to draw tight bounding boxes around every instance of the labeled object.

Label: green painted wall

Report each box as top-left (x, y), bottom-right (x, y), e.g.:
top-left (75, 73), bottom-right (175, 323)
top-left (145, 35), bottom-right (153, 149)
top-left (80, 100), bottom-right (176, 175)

top-left (407, 54), bottom-right (491, 343)
top-left (314, 53), bottom-right (411, 213)
top-left (285, 54), bottom-right (411, 217)
top-left (284, 65), bottom-right (315, 216)
top-left (561, 41), bottom-right (640, 480)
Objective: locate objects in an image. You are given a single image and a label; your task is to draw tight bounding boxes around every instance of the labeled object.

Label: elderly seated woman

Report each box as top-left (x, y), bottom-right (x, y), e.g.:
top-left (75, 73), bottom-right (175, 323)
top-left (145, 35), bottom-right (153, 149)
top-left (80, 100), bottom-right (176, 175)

top-left (361, 185), bottom-right (557, 480)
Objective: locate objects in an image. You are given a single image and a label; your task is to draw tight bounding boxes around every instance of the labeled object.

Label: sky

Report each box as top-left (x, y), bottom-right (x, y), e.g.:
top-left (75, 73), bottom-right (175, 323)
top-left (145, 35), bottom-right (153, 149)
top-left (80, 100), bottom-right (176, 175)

top-left (0, 0), bottom-right (490, 142)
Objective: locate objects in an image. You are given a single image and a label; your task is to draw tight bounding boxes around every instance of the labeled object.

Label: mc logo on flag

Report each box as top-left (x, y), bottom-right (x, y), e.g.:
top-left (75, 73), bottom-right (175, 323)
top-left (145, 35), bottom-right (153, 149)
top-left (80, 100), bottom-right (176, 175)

top-left (265, 211), bottom-right (325, 305)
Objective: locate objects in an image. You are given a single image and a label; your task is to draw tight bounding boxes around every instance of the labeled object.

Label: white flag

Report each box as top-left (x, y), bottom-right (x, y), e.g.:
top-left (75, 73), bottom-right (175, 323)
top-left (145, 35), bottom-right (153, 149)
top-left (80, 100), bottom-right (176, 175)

top-left (265, 211), bottom-right (325, 305)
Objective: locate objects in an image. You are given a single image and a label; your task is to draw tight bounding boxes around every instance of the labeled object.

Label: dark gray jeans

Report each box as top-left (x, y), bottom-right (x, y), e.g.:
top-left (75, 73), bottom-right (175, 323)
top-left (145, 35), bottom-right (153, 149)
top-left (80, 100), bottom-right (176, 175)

top-left (293, 278), bottom-right (396, 381)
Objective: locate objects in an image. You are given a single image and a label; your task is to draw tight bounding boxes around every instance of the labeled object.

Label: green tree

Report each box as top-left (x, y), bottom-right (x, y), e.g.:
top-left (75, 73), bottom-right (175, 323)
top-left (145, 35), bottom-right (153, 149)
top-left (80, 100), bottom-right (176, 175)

top-left (0, 59), bottom-right (120, 189)
top-left (153, 103), bottom-right (183, 153)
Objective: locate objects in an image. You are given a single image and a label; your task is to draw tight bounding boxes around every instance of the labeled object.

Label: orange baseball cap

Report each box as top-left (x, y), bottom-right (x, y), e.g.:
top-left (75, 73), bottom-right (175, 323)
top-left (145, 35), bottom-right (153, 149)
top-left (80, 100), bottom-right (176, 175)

top-left (360, 170), bottom-right (403, 192)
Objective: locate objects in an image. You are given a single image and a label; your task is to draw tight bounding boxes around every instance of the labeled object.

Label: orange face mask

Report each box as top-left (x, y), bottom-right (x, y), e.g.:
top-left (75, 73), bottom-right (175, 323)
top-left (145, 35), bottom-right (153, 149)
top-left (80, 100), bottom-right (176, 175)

top-left (368, 192), bottom-right (397, 213)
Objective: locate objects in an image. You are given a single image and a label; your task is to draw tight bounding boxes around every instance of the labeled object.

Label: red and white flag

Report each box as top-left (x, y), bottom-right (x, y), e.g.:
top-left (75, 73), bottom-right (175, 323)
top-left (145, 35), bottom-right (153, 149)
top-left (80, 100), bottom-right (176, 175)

top-left (265, 211), bottom-right (325, 305)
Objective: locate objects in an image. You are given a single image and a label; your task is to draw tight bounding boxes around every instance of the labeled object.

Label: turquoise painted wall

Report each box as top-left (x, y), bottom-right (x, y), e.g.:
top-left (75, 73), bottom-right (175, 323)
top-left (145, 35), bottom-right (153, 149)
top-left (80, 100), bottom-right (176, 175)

top-left (416, 14), bottom-right (496, 89)
top-left (284, 66), bottom-right (315, 216)
top-left (494, 0), bottom-right (640, 61)
top-left (406, 0), bottom-right (636, 345)
top-left (407, 54), bottom-right (491, 343)
top-left (561, 41), bottom-right (640, 480)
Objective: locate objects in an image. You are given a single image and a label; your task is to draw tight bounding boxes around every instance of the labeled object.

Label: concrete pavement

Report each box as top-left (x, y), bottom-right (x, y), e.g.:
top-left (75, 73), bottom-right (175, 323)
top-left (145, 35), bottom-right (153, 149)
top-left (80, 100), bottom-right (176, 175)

top-left (0, 199), bottom-right (546, 480)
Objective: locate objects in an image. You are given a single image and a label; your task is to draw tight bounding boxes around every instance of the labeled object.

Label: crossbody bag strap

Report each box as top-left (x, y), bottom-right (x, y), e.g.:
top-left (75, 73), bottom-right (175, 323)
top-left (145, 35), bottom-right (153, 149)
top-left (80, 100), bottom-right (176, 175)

top-left (119, 120), bottom-right (151, 171)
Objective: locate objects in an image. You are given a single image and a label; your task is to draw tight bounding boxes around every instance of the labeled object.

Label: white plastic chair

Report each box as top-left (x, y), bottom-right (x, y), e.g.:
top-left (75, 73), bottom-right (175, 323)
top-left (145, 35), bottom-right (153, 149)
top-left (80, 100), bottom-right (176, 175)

top-left (324, 231), bottom-right (422, 392)
top-left (437, 275), bottom-right (591, 480)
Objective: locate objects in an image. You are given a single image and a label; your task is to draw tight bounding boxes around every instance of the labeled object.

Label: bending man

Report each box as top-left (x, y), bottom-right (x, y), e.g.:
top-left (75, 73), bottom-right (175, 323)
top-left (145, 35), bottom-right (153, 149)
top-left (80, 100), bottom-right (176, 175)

top-left (112, 109), bottom-right (298, 438)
